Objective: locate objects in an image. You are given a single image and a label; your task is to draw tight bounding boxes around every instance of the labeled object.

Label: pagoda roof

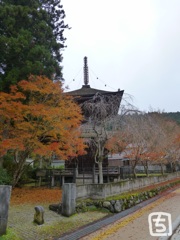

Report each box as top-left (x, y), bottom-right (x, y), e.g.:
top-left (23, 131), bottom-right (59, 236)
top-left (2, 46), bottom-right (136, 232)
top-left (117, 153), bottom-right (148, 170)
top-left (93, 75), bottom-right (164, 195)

top-left (68, 85), bottom-right (122, 96)
top-left (67, 85), bottom-right (124, 103)
top-left (66, 56), bottom-right (124, 106)
top-left (67, 85), bottom-right (124, 98)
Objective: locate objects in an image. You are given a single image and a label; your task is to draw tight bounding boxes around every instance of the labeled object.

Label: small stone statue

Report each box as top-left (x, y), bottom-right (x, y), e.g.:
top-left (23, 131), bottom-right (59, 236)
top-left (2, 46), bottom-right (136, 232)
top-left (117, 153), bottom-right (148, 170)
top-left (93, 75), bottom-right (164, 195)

top-left (34, 206), bottom-right (44, 225)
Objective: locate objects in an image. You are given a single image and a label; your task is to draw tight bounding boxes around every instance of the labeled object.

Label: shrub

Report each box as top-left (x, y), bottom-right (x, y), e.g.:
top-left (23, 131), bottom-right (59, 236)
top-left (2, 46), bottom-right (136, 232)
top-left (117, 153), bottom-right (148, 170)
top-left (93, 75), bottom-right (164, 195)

top-left (0, 168), bottom-right (12, 185)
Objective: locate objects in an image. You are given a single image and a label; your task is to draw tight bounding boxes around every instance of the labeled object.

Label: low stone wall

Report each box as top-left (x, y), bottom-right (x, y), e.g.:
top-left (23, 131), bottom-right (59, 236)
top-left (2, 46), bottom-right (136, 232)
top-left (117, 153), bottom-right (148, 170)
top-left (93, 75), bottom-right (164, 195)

top-left (76, 172), bottom-right (180, 200)
top-left (76, 180), bottom-right (180, 214)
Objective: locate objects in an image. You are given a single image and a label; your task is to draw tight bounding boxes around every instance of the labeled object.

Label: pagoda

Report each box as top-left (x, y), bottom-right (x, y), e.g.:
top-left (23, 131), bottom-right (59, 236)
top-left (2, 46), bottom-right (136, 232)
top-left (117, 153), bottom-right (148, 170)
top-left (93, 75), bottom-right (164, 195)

top-left (66, 57), bottom-right (124, 171)
top-left (67, 57), bottom-right (124, 112)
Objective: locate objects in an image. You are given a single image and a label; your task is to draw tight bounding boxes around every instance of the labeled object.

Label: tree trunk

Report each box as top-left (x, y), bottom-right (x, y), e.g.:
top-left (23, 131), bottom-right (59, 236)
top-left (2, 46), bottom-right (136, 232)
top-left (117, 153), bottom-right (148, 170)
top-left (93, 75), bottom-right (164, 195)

top-left (160, 162), bottom-right (164, 176)
top-left (133, 166), bottom-right (137, 178)
top-left (170, 162), bottom-right (173, 173)
top-left (145, 165), bottom-right (149, 177)
top-left (39, 156), bottom-right (43, 186)
top-left (0, 157), bottom-right (3, 168)
top-left (172, 162), bottom-right (177, 172)
top-left (132, 160), bottom-right (137, 178)
top-left (12, 166), bottom-right (24, 187)
top-left (12, 152), bottom-right (27, 187)
top-left (98, 161), bottom-right (103, 183)
top-left (93, 164), bottom-right (96, 183)
top-left (142, 161), bottom-right (149, 177)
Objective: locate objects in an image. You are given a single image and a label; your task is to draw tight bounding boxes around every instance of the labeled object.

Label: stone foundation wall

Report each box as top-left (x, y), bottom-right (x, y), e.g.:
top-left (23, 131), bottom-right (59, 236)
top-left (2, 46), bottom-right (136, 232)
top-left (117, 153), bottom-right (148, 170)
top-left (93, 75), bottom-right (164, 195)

top-left (75, 180), bottom-right (180, 214)
top-left (76, 172), bottom-right (180, 200)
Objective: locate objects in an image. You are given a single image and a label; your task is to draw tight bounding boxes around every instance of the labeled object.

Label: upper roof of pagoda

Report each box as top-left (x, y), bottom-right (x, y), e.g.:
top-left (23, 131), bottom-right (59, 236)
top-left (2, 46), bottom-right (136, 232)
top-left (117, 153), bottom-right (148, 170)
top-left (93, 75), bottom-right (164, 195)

top-left (67, 56), bottom-right (124, 103)
top-left (68, 84), bottom-right (123, 96)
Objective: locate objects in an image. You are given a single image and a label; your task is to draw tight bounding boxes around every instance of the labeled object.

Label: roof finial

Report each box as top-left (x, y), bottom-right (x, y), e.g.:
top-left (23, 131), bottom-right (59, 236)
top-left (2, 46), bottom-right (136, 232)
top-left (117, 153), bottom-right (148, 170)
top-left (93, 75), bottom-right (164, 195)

top-left (84, 56), bottom-right (89, 86)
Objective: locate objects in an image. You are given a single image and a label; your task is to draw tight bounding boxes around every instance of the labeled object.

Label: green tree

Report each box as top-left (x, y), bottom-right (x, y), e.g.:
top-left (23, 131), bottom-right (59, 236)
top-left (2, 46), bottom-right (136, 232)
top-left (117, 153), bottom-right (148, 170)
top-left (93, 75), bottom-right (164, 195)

top-left (0, 0), bottom-right (69, 91)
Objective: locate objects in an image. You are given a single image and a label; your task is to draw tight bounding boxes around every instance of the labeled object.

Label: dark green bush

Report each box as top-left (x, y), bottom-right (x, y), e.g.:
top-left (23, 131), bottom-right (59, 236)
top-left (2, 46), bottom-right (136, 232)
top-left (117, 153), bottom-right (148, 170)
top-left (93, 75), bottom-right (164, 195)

top-left (3, 153), bottom-right (15, 180)
top-left (19, 165), bottom-right (37, 184)
top-left (0, 168), bottom-right (12, 185)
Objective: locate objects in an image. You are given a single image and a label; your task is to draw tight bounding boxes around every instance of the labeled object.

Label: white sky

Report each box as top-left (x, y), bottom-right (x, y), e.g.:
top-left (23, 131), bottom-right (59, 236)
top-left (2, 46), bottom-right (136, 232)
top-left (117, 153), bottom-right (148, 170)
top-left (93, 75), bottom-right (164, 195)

top-left (61, 0), bottom-right (180, 112)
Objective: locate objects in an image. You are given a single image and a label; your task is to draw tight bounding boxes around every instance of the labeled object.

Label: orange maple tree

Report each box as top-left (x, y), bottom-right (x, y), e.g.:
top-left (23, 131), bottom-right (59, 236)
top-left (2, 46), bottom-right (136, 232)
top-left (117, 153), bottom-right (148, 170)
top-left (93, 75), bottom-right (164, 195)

top-left (0, 75), bottom-right (86, 186)
top-left (105, 130), bottom-right (128, 154)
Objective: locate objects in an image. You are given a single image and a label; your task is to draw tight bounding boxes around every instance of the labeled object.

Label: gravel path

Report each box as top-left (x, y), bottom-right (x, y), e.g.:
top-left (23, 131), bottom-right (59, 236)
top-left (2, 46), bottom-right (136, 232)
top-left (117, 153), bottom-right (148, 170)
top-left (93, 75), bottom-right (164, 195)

top-left (8, 204), bottom-right (109, 240)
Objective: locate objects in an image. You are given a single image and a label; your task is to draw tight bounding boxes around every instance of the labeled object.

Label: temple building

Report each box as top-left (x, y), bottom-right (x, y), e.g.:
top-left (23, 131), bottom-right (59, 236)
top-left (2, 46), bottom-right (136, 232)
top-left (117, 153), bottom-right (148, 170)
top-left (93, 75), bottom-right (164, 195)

top-left (65, 57), bottom-right (124, 172)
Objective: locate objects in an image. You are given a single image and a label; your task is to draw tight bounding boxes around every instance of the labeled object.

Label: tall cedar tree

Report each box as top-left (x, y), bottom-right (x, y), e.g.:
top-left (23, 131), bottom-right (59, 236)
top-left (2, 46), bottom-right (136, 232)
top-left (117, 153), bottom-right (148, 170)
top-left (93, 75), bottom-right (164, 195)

top-left (0, 76), bottom-right (86, 186)
top-left (0, 0), bottom-right (69, 91)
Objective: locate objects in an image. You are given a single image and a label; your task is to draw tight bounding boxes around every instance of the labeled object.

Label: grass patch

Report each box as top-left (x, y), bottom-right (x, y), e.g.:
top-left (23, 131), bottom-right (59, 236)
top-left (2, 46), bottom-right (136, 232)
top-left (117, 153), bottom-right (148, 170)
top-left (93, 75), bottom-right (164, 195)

top-left (136, 173), bottom-right (167, 177)
top-left (0, 228), bottom-right (21, 240)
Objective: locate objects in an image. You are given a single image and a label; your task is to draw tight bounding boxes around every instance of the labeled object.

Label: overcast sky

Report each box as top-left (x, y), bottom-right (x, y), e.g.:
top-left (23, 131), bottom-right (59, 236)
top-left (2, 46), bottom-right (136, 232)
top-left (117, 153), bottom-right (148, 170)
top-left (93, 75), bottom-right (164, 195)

top-left (61, 0), bottom-right (180, 113)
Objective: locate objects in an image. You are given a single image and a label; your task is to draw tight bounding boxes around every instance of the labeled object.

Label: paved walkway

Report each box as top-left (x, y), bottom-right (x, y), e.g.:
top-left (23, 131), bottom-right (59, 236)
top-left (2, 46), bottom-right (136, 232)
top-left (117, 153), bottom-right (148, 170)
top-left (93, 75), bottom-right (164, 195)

top-left (171, 224), bottom-right (180, 240)
top-left (57, 187), bottom-right (180, 240)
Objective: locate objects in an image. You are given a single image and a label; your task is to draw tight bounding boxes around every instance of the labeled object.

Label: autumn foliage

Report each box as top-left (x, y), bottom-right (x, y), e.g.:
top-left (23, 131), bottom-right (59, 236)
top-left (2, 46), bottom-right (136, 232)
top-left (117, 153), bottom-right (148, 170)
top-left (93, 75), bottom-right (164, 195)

top-left (106, 113), bottom-right (180, 177)
top-left (0, 76), bottom-right (86, 186)
top-left (11, 187), bottom-right (62, 205)
top-left (105, 131), bottom-right (128, 154)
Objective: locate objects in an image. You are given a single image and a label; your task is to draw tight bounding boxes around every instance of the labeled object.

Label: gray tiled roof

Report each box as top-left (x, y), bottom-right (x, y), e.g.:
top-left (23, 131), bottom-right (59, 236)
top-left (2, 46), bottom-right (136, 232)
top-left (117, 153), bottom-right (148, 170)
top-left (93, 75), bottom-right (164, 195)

top-left (67, 85), bottom-right (123, 96)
